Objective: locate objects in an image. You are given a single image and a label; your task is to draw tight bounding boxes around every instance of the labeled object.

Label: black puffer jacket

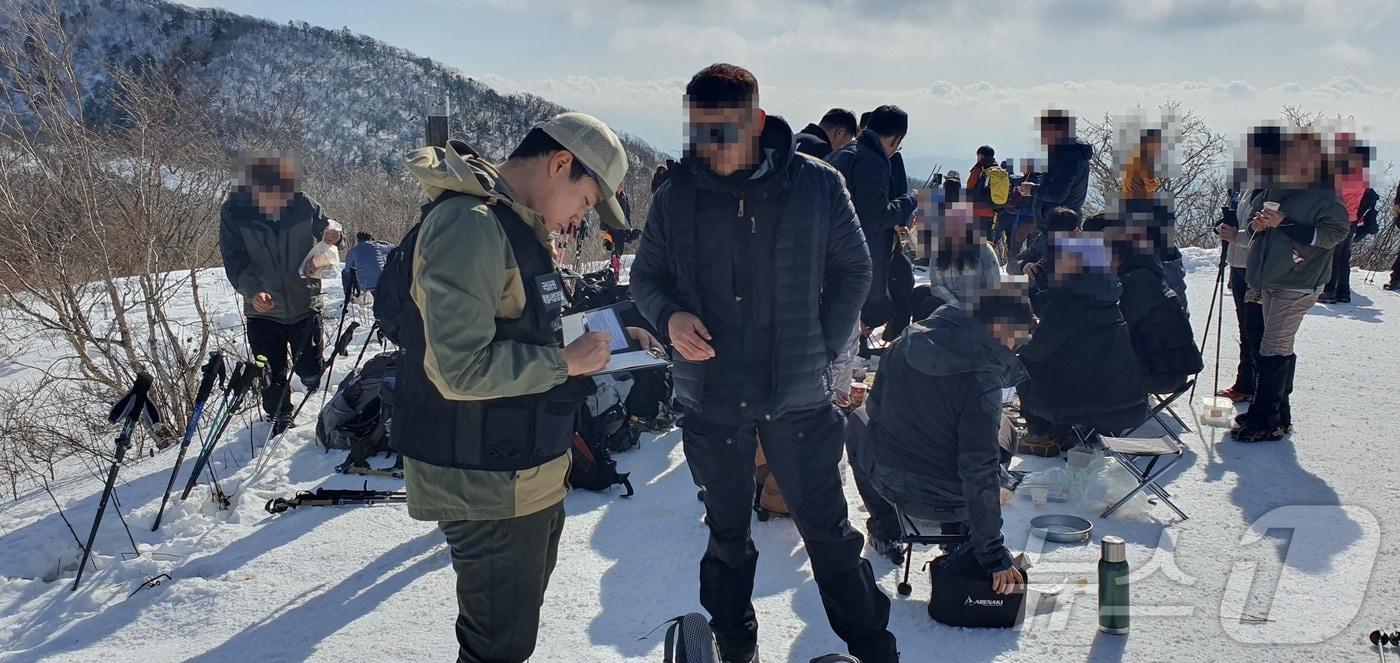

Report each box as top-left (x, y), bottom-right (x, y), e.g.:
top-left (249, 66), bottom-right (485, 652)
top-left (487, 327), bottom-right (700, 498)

top-left (826, 129), bottom-right (917, 326)
top-left (794, 123), bottom-right (832, 159)
top-left (865, 306), bottom-right (1025, 572)
top-left (1017, 273), bottom-right (1148, 433)
top-left (1032, 138), bottom-right (1093, 229)
top-left (630, 116), bottom-right (872, 418)
top-left (1118, 256), bottom-right (1202, 395)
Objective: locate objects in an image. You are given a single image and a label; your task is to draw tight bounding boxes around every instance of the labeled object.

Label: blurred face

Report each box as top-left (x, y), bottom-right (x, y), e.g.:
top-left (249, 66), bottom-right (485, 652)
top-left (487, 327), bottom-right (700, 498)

top-left (943, 203), bottom-right (975, 242)
top-left (323, 227), bottom-right (342, 245)
top-left (688, 104), bottom-right (765, 176)
top-left (879, 134), bottom-right (904, 158)
top-left (1279, 136), bottom-right (1323, 186)
top-left (1020, 161), bottom-right (1034, 176)
top-left (535, 150), bottom-right (604, 233)
top-left (251, 185), bottom-right (292, 217)
top-left (990, 321), bottom-right (1033, 350)
top-left (1039, 124), bottom-right (1067, 148)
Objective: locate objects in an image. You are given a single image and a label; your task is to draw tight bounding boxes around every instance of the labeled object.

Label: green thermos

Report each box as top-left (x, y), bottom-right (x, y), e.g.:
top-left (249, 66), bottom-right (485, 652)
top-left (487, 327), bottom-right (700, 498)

top-left (1098, 536), bottom-right (1130, 634)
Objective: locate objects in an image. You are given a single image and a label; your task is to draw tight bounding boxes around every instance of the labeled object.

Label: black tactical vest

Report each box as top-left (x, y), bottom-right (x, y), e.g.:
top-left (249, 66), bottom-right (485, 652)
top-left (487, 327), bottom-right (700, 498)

top-left (391, 197), bottom-right (593, 471)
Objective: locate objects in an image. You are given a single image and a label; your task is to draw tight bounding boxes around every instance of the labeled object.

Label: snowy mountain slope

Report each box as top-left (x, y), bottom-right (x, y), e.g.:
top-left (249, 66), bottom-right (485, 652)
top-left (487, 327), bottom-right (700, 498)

top-left (10, 0), bottom-right (668, 208)
top-left (1, 250), bottom-right (1398, 662)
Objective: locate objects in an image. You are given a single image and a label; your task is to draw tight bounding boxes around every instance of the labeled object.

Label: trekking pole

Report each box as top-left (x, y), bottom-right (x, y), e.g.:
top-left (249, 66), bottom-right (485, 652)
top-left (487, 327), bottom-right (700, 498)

top-left (74, 373), bottom-right (157, 591)
top-left (1188, 249), bottom-right (1228, 403)
top-left (307, 319), bottom-right (360, 420)
top-left (1212, 262), bottom-right (1226, 405)
top-left (349, 321), bottom-right (380, 375)
top-left (152, 352), bottom-right (225, 531)
top-left (181, 358), bottom-right (261, 501)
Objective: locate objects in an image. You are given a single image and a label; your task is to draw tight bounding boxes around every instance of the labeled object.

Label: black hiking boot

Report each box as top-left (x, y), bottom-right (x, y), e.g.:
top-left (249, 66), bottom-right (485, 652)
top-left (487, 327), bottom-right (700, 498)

top-left (300, 371), bottom-right (322, 394)
top-left (1317, 290), bottom-right (1337, 304)
top-left (871, 537), bottom-right (905, 566)
top-left (269, 412), bottom-right (294, 437)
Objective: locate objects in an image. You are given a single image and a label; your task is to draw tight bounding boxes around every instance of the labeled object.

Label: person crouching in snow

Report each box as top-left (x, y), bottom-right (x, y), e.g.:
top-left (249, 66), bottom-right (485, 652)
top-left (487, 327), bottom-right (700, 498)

top-left (852, 287), bottom-right (1032, 594)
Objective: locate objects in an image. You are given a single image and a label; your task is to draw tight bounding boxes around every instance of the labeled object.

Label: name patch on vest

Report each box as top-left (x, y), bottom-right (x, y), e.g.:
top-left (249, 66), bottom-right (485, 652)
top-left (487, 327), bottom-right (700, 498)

top-left (535, 272), bottom-right (566, 333)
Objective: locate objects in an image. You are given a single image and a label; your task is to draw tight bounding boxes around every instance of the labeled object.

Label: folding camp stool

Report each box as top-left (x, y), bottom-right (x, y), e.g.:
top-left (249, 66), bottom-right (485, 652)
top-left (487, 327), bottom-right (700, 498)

top-left (1095, 435), bottom-right (1188, 522)
top-left (891, 501), bottom-right (971, 596)
top-left (1128, 379), bottom-right (1195, 442)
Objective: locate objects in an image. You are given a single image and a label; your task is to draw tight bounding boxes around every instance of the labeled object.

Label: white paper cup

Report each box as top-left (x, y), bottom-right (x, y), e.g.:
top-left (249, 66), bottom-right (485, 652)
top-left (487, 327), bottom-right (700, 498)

top-left (1262, 202), bottom-right (1280, 212)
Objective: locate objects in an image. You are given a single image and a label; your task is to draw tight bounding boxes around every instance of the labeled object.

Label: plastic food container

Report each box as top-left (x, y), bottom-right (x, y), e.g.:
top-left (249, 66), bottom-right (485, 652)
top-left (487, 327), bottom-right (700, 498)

top-left (1200, 396), bottom-right (1235, 428)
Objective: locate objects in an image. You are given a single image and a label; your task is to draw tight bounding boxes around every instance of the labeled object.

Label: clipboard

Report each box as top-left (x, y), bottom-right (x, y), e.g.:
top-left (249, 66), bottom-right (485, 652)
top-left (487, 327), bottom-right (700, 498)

top-left (561, 303), bottom-right (670, 376)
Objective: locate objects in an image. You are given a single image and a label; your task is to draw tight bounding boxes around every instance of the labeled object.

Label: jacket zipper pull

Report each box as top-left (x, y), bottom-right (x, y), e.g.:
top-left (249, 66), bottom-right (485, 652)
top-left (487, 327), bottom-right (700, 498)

top-left (737, 196), bottom-right (745, 218)
top-left (751, 216), bottom-right (757, 235)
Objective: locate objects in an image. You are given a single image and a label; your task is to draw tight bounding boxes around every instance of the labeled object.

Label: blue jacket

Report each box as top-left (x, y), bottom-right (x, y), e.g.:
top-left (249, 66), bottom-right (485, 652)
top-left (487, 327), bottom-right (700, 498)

top-left (1033, 139), bottom-right (1092, 229)
top-left (630, 115), bottom-right (872, 418)
top-left (343, 239), bottom-right (394, 293)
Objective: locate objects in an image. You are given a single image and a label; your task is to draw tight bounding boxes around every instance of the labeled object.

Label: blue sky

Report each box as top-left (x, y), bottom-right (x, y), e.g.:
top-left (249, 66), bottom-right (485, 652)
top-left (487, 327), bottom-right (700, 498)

top-left (184, 0), bottom-right (1400, 173)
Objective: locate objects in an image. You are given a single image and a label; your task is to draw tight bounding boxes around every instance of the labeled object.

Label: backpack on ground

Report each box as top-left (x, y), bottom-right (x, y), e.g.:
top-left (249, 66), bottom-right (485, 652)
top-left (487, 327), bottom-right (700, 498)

top-left (982, 164), bottom-right (1012, 208)
top-left (569, 404), bottom-right (635, 495)
top-left (658, 613), bottom-right (721, 663)
top-left (563, 266), bottom-right (630, 315)
top-left (316, 351), bottom-right (400, 468)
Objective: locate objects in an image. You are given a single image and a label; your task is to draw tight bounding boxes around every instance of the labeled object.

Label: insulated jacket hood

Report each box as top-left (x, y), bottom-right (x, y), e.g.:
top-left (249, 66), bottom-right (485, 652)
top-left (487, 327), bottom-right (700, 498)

top-left (404, 141), bottom-right (552, 247)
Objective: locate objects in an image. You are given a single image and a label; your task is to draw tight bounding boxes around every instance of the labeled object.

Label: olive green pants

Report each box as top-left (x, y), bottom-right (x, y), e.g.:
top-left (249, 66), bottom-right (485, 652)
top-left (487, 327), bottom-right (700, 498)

top-left (439, 501), bottom-right (565, 663)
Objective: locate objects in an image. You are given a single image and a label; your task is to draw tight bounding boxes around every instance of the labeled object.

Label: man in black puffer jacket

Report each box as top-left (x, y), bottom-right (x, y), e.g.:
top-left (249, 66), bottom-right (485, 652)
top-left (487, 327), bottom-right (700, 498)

top-left (630, 64), bottom-right (892, 663)
top-left (826, 106), bottom-right (918, 329)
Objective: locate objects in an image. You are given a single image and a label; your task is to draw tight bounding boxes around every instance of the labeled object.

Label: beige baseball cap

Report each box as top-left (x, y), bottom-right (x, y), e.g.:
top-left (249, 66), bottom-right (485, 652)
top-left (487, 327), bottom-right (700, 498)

top-left (536, 112), bottom-right (631, 229)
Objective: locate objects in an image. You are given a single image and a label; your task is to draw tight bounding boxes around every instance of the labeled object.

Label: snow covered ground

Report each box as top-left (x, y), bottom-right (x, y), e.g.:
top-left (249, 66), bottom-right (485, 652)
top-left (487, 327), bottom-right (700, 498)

top-left (1, 249), bottom-right (1397, 662)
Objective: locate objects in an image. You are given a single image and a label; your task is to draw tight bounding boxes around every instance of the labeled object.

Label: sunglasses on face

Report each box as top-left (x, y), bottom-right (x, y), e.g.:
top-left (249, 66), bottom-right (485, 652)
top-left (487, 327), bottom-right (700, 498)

top-left (688, 122), bottom-right (744, 146)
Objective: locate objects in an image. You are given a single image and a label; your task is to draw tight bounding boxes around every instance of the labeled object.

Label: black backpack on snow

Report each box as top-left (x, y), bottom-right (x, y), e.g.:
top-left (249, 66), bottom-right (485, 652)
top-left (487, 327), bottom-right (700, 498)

top-left (316, 351), bottom-right (400, 468)
top-left (568, 404), bottom-right (635, 495)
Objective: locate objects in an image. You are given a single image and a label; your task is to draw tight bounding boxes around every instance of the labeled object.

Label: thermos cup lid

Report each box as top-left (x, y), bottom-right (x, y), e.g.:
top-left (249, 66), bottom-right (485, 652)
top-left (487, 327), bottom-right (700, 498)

top-left (1101, 536), bottom-right (1126, 563)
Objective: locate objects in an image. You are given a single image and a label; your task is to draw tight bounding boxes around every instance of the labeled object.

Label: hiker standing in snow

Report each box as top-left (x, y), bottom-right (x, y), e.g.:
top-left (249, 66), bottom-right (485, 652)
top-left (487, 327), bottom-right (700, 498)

top-left (1120, 127), bottom-right (1190, 312)
top-left (630, 64), bottom-right (897, 663)
top-left (966, 145), bottom-right (1001, 243)
top-left (795, 107), bottom-right (859, 159)
top-left (826, 104), bottom-right (918, 390)
top-left (1321, 134), bottom-right (1371, 304)
top-left (384, 116), bottom-right (656, 663)
top-left (1020, 109), bottom-right (1092, 231)
top-left (1216, 125), bottom-right (1282, 404)
top-left (218, 156), bottom-right (331, 433)
top-left (1230, 131), bottom-right (1349, 443)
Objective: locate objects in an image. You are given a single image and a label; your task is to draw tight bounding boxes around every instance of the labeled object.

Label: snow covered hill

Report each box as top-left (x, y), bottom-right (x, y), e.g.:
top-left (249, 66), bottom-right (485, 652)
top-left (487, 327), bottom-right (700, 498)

top-left (5, 0), bottom-right (668, 208)
top-left (1, 251), bottom-right (1397, 662)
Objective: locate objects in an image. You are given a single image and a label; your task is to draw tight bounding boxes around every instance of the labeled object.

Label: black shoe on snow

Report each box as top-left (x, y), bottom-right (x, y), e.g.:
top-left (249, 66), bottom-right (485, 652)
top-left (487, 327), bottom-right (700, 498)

top-left (1317, 291), bottom-right (1336, 304)
top-left (1232, 424), bottom-right (1282, 443)
top-left (300, 372), bottom-right (322, 393)
top-left (1333, 294), bottom-right (1351, 304)
top-left (1385, 282), bottom-right (1397, 291)
top-left (871, 537), bottom-right (905, 565)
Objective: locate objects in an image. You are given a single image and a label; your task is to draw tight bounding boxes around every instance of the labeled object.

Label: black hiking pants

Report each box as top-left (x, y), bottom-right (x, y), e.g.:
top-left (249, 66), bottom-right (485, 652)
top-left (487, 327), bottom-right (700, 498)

top-left (439, 502), bottom-right (565, 663)
top-left (1324, 228), bottom-right (1355, 297)
top-left (682, 404), bottom-right (897, 663)
top-left (246, 314), bottom-right (324, 418)
top-left (1229, 267), bottom-right (1264, 393)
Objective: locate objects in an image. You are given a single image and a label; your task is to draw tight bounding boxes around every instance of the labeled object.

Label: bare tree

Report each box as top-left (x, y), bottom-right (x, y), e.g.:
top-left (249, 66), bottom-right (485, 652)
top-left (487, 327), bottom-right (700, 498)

top-left (0, 1), bottom-right (232, 493)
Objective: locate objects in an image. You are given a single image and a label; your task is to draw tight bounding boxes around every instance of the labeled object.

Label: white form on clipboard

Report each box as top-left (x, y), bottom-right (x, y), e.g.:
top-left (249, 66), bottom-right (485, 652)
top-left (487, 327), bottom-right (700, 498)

top-left (561, 304), bottom-right (670, 377)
